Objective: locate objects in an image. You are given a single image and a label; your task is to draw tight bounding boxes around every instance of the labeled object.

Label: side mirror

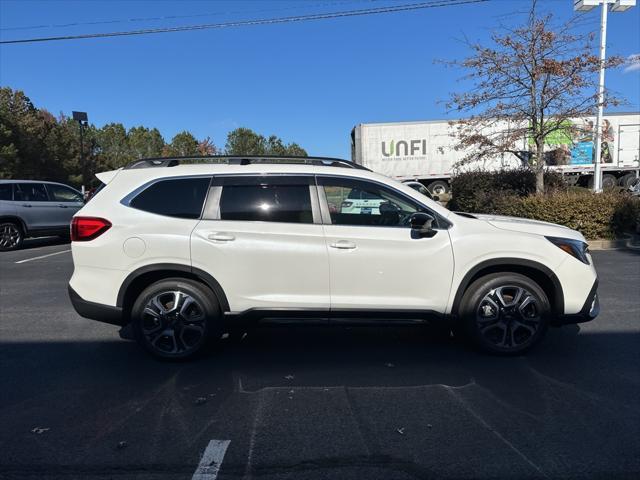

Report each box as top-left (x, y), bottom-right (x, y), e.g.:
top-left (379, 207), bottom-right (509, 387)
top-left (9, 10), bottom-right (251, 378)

top-left (432, 195), bottom-right (440, 202)
top-left (410, 212), bottom-right (436, 238)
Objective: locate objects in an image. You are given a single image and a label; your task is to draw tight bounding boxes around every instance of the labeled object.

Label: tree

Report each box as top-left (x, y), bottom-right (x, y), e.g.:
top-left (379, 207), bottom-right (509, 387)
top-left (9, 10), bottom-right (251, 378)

top-left (128, 126), bottom-right (165, 159)
top-left (225, 128), bottom-right (307, 156)
top-left (0, 88), bottom-right (68, 181)
top-left (445, 2), bottom-right (623, 194)
top-left (282, 142), bottom-right (307, 157)
top-left (96, 123), bottom-right (129, 170)
top-left (197, 136), bottom-right (218, 156)
top-left (225, 127), bottom-right (266, 155)
top-left (163, 130), bottom-right (199, 157)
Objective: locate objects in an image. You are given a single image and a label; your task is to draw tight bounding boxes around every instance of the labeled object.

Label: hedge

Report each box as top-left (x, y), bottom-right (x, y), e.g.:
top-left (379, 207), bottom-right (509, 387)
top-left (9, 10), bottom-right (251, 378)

top-left (449, 168), bottom-right (566, 212)
top-left (449, 170), bottom-right (639, 239)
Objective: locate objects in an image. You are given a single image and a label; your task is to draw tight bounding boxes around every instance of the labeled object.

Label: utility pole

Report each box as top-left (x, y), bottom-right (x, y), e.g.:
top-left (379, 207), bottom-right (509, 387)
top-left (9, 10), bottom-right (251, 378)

top-left (573, 0), bottom-right (636, 192)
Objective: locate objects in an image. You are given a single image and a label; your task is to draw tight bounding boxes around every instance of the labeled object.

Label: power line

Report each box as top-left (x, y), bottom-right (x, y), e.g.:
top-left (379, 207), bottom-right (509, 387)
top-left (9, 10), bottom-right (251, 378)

top-left (0, 0), bottom-right (490, 45)
top-left (0, 0), bottom-right (375, 32)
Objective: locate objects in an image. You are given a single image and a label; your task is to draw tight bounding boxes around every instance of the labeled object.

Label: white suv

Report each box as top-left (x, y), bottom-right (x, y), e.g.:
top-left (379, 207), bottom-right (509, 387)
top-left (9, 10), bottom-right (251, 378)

top-left (68, 156), bottom-right (599, 358)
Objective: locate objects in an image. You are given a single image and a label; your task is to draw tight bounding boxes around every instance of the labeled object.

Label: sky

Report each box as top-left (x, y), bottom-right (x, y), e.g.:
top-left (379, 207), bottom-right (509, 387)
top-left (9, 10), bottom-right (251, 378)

top-left (1, 0), bottom-right (639, 159)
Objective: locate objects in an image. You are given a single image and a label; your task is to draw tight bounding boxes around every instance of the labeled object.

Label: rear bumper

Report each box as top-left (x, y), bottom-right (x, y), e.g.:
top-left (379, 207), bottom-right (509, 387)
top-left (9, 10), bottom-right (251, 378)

top-left (553, 279), bottom-right (599, 326)
top-left (68, 285), bottom-right (124, 326)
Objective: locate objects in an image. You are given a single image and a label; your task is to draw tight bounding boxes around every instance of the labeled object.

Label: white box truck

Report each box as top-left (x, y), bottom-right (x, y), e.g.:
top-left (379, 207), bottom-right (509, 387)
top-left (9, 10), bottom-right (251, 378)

top-left (351, 112), bottom-right (640, 195)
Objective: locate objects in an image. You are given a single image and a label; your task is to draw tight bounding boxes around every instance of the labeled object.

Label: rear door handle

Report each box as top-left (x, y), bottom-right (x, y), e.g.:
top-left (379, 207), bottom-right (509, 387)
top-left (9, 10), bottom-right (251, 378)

top-left (22, 204), bottom-right (32, 208)
top-left (330, 240), bottom-right (357, 250)
top-left (207, 233), bottom-right (236, 242)
top-left (58, 204), bottom-right (69, 208)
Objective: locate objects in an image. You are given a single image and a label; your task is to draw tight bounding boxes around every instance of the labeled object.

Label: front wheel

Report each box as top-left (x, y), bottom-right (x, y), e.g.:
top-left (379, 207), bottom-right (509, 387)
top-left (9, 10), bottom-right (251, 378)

top-left (458, 273), bottom-right (550, 355)
top-left (131, 278), bottom-right (221, 359)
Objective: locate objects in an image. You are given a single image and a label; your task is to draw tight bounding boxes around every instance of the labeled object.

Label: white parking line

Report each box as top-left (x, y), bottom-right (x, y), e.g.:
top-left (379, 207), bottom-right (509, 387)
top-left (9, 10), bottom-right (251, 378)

top-left (192, 439), bottom-right (230, 480)
top-left (14, 249), bottom-right (71, 264)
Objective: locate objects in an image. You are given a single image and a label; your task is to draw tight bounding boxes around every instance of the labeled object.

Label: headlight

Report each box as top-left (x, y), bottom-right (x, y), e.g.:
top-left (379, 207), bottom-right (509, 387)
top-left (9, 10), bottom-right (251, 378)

top-left (546, 236), bottom-right (590, 264)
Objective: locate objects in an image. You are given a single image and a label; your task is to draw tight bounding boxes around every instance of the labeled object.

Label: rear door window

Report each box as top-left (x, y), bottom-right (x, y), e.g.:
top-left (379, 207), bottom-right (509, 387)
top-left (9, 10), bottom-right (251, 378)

top-left (47, 184), bottom-right (83, 202)
top-left (128, 177), bottom-right (211, 219)
top-left (216, 176), bottom-right (314, 224)
top-left (0, 184), bottom-right (12, 201)
top-left (15, 183), bottom-right (48, 202)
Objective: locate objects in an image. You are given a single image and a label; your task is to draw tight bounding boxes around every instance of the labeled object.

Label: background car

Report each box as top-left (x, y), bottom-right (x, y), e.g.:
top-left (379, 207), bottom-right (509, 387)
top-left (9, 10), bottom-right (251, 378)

top-left (403, 180), bottom-right (438, 201)
top-left (0, 180), bottom-right (84, 251)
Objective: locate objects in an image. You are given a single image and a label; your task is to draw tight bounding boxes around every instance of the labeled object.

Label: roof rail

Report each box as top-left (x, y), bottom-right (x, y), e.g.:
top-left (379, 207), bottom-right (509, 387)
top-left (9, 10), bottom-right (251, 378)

top-left (123, 155), bottom-right (370, 171)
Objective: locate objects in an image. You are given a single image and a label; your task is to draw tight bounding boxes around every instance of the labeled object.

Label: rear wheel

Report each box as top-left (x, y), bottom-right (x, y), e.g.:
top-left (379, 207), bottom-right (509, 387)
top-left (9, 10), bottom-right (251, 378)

top-left (131, 278), bottom-right (221, 359)
top-left (459, 273), bottom-right (550, 355)
top-left (0, 222), bottom-right (23, 251)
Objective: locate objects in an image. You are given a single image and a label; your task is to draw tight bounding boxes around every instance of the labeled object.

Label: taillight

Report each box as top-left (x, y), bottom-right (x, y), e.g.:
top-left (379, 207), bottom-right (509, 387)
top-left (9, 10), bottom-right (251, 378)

top-left (71, 217), bottom-right (112, 242)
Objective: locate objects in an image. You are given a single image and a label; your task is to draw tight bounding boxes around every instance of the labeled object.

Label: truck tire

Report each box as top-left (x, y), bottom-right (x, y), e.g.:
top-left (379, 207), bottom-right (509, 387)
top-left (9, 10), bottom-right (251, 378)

top-left (426, 180), bottom-right (450, 196)
top-left (602, 174), bottom-right (617, 190)
top-left (587, 174), bottom-right (617, 190)
top-left (619, 173), bottom-right (638, 189)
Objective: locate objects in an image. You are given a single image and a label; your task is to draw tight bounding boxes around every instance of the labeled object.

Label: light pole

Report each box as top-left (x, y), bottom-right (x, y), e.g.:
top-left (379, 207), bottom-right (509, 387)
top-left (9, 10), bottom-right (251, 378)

top-left (72, 111), bottom-right (89, 193)
top-left (573, 0), bottom-right (635, 193)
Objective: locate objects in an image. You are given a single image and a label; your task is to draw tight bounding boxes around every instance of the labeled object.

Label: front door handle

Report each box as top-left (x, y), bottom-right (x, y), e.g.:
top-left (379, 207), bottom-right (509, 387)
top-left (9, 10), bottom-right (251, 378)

top-left (58, 204), bottom-right (69, 208)
top-left (330, 240), bottom-right (357, 250)
top-left (22, 204), bottom-right (32, 208)
top-left (207, 233), bottom-right (236, 242)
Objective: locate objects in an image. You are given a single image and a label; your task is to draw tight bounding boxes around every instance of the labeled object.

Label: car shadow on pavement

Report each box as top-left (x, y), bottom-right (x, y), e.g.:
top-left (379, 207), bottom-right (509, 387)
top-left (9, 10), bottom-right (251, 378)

top-left (1, 326), bottom-right (639, 478)
top-left (1, 324), bottom-right (637, 412)
top-left (17, 235), bottom-right (69, 250)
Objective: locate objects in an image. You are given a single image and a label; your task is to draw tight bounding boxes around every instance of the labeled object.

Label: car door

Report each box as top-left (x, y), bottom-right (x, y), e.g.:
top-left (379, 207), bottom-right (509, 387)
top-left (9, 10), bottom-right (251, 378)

top-left (44, 183), bottom-right (85, 228)
top-left (13, 183), bottom-right (55, 232)
top-left (191, 175), bottom-right (330, 314)
top-left (317, 175), bottom-right (454, 313)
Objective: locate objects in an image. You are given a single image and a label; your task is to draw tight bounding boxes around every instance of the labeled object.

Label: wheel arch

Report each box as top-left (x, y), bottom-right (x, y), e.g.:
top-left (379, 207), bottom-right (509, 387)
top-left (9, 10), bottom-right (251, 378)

top-left (451, 258), bottom-right (564, 316)
top-left (0, 216), bottom-right (27, 234)
top-left (116, 263), bottom-right (230, 322)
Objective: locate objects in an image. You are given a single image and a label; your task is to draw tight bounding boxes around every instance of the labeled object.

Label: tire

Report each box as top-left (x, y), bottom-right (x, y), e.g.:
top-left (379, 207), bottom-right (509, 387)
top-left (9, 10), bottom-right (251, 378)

top-left (619, 173), bottom-right (638, 189)
top-left (426, 180), bottom-right (450, 196)
top-left (0, 222), bottom-right (24, 251)
top-left (458, 273), bottom-right (550, 355)
top-left (602, 174), bottom-right (617, 190)
top-left (131, 278), bottom-right (222, 360)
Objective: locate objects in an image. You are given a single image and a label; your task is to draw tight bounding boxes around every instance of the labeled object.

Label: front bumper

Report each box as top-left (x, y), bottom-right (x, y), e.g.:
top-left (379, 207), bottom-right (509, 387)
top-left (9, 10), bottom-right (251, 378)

top-left (553, 279), bottom-right (599, 325)
top-left (68, 285), bottom-right (124, 326)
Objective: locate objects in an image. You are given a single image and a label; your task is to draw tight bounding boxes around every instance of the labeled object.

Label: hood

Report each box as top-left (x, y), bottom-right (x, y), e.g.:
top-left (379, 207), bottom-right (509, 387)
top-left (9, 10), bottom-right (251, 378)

top-left (470, 213), bottom-right (587, 242)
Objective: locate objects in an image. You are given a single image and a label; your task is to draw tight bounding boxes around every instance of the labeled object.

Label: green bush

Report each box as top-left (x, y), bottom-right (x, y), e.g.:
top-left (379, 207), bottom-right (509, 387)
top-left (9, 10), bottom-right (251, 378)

top-left (449, 168), bottom-right (565, 212)
top-left (449, 170), bottom-right (639, 239)
top-left (465, 190), bottom-right (639, 240)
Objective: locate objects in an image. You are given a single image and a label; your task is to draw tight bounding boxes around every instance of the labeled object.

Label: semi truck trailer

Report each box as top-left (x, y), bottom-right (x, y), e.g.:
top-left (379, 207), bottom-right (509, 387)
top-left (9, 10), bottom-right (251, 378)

top-left (351, 112), bottom-right (640, 195)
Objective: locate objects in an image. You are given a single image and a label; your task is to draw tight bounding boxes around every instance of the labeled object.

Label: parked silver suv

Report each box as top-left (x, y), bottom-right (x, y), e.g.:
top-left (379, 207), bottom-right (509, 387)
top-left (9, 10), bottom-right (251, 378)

top-left (0, 180), bottom-right (84, 251)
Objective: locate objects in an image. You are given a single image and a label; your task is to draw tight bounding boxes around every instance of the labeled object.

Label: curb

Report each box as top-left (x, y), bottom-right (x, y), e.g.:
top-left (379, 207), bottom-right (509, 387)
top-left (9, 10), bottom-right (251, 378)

top-left (588, 235), bottom-right (640, 251)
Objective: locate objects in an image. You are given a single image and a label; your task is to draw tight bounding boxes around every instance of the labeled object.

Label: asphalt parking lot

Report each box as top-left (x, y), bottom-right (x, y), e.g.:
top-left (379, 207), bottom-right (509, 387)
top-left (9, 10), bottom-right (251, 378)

top-left (0, 241), bottom-right (639, 480)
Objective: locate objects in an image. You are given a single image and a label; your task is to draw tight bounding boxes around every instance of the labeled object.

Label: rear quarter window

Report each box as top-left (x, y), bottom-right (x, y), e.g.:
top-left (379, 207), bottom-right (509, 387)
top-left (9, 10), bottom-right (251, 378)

top-left (128, 177), bottom-right (211, 219)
